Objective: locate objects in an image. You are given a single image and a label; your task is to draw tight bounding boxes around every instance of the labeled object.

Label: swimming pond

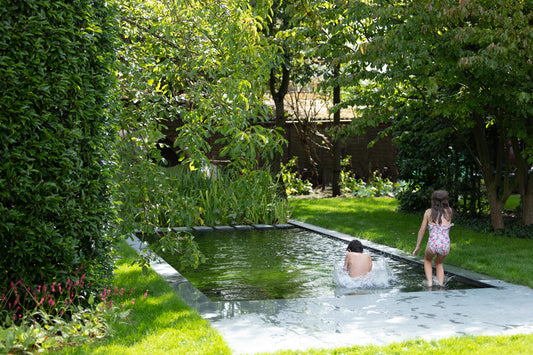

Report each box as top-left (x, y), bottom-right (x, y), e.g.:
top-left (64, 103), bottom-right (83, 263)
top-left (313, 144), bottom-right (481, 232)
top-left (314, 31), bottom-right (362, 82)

top-left (153, 227), bottom-right (489, 302)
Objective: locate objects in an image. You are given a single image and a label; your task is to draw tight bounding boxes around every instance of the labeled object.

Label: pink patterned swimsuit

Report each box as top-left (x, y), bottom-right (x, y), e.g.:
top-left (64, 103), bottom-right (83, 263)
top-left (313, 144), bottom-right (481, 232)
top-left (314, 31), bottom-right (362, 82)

top-left (427, 224), bottom-right (453, 255)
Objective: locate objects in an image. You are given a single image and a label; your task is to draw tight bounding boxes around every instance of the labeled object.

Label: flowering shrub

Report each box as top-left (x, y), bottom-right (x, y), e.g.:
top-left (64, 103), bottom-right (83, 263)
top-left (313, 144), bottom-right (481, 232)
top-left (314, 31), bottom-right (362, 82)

top-left (0, 274), bottom-right (148, 353)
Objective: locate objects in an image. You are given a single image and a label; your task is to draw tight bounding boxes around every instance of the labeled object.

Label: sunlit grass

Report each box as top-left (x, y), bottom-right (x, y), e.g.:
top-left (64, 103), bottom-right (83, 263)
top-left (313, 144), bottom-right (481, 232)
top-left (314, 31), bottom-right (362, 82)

top-left (289, 197), bottom-right (533, 288)
top-left (262, 334), bottom-right (533, 354)
top-left (505, 194), bottom-right (521, 210)
top-left (54, 241), bottom-right (232, 355)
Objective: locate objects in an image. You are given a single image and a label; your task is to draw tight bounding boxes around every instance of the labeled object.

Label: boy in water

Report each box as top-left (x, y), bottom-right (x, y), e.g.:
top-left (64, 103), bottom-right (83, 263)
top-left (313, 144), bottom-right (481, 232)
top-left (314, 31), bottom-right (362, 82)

top-left (343, 239), bottom-right (373, 277)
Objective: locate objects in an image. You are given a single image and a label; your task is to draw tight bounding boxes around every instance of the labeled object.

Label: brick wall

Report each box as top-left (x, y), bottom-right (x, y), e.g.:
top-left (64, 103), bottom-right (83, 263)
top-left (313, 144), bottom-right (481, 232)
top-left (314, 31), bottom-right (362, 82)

top-left (284, 122), bottom-right (398, 186)
top-left (160, 119), bottom-right (398, 184)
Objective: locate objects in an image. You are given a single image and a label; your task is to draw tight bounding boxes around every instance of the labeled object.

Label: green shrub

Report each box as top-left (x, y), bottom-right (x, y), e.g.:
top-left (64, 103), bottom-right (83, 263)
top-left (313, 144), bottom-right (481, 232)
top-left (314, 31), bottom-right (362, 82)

top-left (280, 157), bottom-right (313, 196)
top-left (340, 156), bottom-right (406, 197)
top-left (0, 0), bottom-right (120, 316)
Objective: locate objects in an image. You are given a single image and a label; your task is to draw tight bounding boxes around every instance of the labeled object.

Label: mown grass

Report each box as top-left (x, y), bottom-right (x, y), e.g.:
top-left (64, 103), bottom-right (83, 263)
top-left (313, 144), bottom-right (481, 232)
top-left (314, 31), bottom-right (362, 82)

top-left (260, 334), bottom-right (533, 354)
top-left (289, 197), bottom-right (533, 288)
top-left (54, 241), bottom-right (232, 355)
top-left (56, 197), bottom-right (533, 354)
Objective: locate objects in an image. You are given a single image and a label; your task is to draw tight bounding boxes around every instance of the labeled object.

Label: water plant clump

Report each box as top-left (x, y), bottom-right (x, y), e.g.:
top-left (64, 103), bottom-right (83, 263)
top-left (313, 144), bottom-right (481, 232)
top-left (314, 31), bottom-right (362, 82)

top-left (115, 161), bottom-right (291, 232)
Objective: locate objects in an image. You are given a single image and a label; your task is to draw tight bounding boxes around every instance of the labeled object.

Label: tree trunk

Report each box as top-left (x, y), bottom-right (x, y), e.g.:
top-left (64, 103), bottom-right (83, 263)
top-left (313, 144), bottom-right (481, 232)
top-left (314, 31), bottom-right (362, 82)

top-left (269, 62), bottom-right (290, 198)
top-left (523, 192), bottom-right (533, 226)
top-left (471, 117), bottom-right (516, 230)
top-left (331, 64), bottom-right (342, 197)
top-left (511, 138), bottom-right (533, 226)
top-left (486, 187), bottom-right (506, 230)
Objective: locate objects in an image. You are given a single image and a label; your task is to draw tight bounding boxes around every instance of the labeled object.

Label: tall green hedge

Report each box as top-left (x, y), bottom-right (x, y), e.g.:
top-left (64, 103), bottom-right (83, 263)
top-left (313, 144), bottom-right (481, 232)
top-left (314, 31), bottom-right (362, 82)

top-left (0, 0), bottom-right (119, 291)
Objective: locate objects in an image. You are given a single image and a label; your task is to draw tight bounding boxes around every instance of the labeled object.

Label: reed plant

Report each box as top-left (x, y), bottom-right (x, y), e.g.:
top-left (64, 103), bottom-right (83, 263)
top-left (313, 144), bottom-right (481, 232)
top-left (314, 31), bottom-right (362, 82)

top-left (116, 160), bottom-right (289, 230)
top-left (164, 164), bottom-right (290, 226)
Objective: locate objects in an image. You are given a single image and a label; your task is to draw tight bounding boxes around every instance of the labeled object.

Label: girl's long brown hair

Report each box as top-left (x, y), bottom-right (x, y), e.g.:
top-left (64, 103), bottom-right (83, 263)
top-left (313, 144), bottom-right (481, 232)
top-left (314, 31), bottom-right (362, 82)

top-left (430, 190), bottom-right (452, 224)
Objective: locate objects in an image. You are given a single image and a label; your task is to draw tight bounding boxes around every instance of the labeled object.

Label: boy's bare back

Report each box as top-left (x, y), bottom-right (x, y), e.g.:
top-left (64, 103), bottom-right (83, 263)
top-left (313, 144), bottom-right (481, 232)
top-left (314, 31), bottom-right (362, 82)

top-left (344, 252), bottom-right (372, 277)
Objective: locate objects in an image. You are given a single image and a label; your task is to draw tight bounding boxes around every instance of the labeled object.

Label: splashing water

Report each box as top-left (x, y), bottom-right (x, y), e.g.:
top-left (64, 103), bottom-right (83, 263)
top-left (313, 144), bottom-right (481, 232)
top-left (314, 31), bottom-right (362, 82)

top-left (333, 256), bottom-right (394, 291)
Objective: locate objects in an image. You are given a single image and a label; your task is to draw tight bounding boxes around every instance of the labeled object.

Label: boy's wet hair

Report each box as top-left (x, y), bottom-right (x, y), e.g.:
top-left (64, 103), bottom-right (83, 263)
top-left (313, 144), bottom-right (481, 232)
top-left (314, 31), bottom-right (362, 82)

top-left (347, 239), bottom-right (364, 253)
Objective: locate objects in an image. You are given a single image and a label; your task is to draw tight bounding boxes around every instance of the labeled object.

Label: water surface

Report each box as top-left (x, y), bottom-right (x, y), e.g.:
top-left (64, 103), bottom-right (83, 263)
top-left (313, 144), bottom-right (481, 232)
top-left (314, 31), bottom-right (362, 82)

top-left (159, 228), bottom-right (479, 301)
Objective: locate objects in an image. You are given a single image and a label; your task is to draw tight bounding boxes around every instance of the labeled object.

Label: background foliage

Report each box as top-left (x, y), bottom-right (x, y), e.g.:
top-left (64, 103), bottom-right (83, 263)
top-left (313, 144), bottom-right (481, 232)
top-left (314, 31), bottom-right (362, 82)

top-left (117, 0), bottom-right (284, 171)
top-left (338, 0), bottom-right (533, 229)
top-left (0, 0), bottom-right (120, 296)
top-left (393, 112), bottom-right (484, 215)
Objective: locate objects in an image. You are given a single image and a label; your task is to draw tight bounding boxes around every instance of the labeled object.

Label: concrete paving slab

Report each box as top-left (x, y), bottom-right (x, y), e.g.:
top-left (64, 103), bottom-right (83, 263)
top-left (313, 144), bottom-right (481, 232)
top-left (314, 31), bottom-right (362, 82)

top-left (172, 227), bottom-right (191, 233)
top-left (234, 225), bottom-right (254, 231)
top-left (274, 224), bottom-right (295, 229)
top-left (192, 226), bottom-right (214, 232)
top-left (125, 224), bottom-right (533, 355)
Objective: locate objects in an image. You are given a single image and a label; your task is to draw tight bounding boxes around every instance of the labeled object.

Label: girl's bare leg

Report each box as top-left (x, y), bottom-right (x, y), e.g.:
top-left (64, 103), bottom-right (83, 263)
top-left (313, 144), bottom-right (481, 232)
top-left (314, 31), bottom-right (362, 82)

top-left (424, 247), bottom-right (434, 287)
top-left (434, 254), bottom-right (447, 286)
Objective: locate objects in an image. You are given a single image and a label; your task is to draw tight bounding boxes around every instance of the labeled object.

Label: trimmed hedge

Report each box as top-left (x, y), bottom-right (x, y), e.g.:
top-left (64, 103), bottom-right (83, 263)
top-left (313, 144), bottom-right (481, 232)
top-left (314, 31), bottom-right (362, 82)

top-left (0, 0), bottom-right (119, 294)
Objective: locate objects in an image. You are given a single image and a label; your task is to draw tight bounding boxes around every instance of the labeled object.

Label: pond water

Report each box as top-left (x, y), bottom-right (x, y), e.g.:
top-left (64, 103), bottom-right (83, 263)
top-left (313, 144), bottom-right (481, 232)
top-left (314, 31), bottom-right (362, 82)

top-left (157, 228), bottom-right (484, 302)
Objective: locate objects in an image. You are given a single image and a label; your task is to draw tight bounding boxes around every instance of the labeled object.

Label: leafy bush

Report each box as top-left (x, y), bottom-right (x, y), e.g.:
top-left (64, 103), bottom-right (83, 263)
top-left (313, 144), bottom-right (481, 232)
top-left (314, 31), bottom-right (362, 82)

top-left (392, 112), bottom-right (485, 215)
top-left (340, 156), bottom-right (406, 197)
top-left (0, 0), bottom-right (120, 310)
top-left (280, 157), bottom-right (314, 196)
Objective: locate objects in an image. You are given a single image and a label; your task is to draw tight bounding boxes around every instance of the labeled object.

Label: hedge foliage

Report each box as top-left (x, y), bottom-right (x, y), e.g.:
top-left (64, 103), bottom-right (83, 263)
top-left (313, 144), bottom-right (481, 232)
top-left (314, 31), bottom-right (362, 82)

top-left (0, 0), bottom-right (120, 291)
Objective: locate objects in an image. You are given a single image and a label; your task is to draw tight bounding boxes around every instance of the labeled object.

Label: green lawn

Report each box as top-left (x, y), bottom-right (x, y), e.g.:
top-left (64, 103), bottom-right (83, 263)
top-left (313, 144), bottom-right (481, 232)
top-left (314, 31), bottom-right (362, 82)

top-left (56, 197), bottom-right (533, 354)
top-left (54, 241), bottom-right (232, 355)
top-left (289, 197), bottom-right (533, 288)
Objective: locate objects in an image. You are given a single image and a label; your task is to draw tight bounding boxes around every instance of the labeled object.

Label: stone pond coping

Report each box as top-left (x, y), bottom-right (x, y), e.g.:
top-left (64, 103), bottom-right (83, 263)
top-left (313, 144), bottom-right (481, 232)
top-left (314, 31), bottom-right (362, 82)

top-left (135, 223), bottom-right (295, 236)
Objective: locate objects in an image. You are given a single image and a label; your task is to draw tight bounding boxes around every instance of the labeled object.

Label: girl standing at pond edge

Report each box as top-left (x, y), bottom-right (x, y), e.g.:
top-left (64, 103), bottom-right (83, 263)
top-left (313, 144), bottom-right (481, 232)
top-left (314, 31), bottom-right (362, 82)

top-left (413, 190), bottom-right (453, 287)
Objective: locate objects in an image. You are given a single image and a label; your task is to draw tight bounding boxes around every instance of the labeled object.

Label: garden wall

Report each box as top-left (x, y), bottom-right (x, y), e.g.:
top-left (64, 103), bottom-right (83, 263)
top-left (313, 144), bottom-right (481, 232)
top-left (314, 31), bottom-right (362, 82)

top-left (160, 120), bottom-right (398, 185)
top-left (283, 122), bottom-right (398, 186)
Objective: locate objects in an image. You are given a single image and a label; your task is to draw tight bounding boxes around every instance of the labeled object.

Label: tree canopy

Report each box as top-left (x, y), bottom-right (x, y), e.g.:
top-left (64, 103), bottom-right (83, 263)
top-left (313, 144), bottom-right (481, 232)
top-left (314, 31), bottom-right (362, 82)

top-left (339, 0), bottom-right (533, 229)
top-left (118, 0), bottom-right (284, 171)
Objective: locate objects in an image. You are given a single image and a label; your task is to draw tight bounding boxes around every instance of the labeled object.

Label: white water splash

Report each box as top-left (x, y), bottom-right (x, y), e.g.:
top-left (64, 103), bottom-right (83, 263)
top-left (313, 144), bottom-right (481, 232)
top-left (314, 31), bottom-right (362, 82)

top-left (333, 256), bottom-right (394, 291)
